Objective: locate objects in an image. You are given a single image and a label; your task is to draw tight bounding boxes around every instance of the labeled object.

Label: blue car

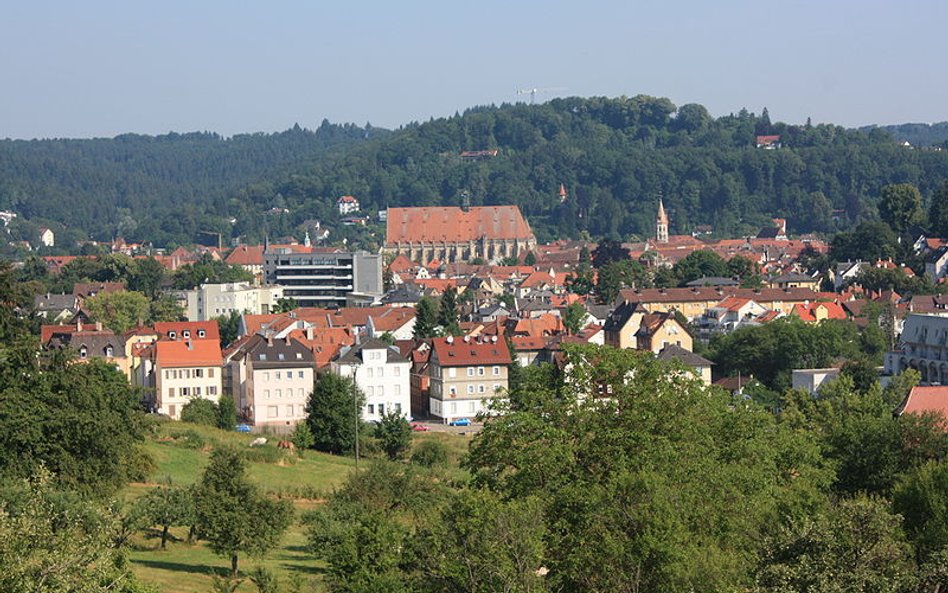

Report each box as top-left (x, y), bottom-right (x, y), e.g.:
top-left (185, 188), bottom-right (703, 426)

top-left (235, 423), bottom-right (252, 433)
top-left (448, 418), bottom-right (471, 427)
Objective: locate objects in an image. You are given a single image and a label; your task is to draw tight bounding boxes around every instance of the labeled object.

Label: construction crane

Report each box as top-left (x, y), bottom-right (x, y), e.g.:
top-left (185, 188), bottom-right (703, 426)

top-left (516, 87), bottom-right (567, 105)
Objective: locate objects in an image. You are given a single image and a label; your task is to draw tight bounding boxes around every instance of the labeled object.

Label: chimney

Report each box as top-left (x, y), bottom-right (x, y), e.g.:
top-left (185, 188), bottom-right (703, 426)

top-left (76, 320), bottom-right (83, 332)
top-left (186, 340), bottom-right (193, 351)
top-left (267, 335), bottom-right (273, 346)
top-left (95, 322), bottom-right (102, 331)
top-left (306, 328), bottom-right (314, 340)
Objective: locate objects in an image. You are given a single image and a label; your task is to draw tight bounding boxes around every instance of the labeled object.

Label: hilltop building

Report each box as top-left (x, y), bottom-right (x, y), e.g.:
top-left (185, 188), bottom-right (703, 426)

top-left (384, 206), bottom-right (536, 265)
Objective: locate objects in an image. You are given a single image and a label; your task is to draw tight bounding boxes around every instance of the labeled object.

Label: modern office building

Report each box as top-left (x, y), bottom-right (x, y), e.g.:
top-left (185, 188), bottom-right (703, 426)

top-left (263, 247), bottom-right (383, 308)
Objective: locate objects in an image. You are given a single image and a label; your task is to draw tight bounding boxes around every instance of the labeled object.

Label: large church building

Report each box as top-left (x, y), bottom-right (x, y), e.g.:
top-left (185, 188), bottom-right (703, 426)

top-left (384, 206), bottom-right (536, 264)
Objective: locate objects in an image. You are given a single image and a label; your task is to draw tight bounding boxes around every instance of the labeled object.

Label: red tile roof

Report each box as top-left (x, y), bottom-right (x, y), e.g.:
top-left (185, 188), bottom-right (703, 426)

top-left (385, 206), bottom-right (534, 245)
top-left (898, 386), bottom-right (948, 422)
top-left (791, 302), bottom-right (847, 323)
top-left (431, 336), bottom-right (511, 366)
top-left (225, 245), bottom-right (265, 266)
top-left (154, 339), bottom-right (222, 367)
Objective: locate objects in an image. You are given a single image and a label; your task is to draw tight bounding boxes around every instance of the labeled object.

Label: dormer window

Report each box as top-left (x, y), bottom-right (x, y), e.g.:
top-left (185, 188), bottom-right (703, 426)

top-left (79, 346), bottom-right (88, 359)
top-left (183, 330), bottom-right (191, 338)
top-left (198, 330), bottom-right (206, 338)
top-left (105, 346), bottom-right (114, 357)
top-left (259, 354), bottom-right (267, 361)
top-left (168, 331), bottom-right (176, 339)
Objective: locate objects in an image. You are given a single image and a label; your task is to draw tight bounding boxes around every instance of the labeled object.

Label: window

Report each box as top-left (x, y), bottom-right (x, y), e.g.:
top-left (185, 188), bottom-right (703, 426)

top-left (168, 387), bottom-right (174, 398)
top-left (494, 384), bottom-right (501, 392)
top-left (105, 346), bottom-right (113, 357)
top-left (195, 387), bottom-right (201, 396)
top-left (395, 403), bottom-right (402, 413)
top-left (448, 368), bottom-right (456, 378)
top-left (378, 403), bottom-right (385, 415)
top-left (275, 389), bottom-right (282, 398)
top-left (467, 368), bottom-right (475, 377)
top-left (449, 386), bottom-right (457, 395)
top-left (264, 389), bottom-right (270, 399)
top-left (198, 330), bottom-right (206, 338)
top-left (367, 367), bottom-right (374, 378)
top-left (393, 366), bottom-right (400, 376)
top-left (208, 368), bottom-right (215, 378)
top-left (180, 387), bottom-right (189, 396)
top-left (478, 385), bottom-right (485, 393)
top-left (183, 330), bottom-right (190, 338)
top-left (169, 404), bottom-right (176, 417)
top-left (275, 372), bottom-right (281, 380)
top-left (468, 385), bottom-right (475, 394)
top-left (378, 386), bottom-right (384, 396)
top-left (394, 385), bottom-right (401, 396)
top-left (377, 367), bottom-right (384, 378)
top-left (286, 405), bottom-right (294, 417)
top-left (165, 370), bottom-right (171, 379)
top-left (208, 386), bottom-right (217, 395)
top-left (194, 368), bottom-right (203, 378)
top-left (368, 404), bottom-right (374, 414)
top-left (168, 331), bottom-right (176, 339)
top-left (79, 347), bottom-right (87, 359)
top-left (185, 369), bottom-right (191, 379)
top-left (367, 386), bottom-right (375, 396)
top-left (478, 367), bottom-right (485, 376)
top-left (450, 402), bottom-right (457, 413)
top-left (264, 372), bottom-right (270, 381)
top-left (298, 371), bottom-right (304, 378)
top-left (268, 406), bottom-right (278, 418)
top-left (297, 388), bottom-right (304, 397)
top-left (492, 366), bottom-right (500, 376)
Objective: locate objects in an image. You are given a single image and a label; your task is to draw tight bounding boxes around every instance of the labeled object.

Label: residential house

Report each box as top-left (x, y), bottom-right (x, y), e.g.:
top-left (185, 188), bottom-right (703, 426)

top-left (428, 336), bottom-right (511, 422)
top-left (34, 293), bottom-right (79, 322)
top-left (698, 297), bottom-right (769, 336)
top-left (331, 339), bottom-right (411, 422)
top-left (926, 246), bottom-right (948, 281)
top-left (224, 334), bottom-right (315, 428)
top-left (616, 286), bottom-right (824, 321)
top-left (635, 312), bottom-right (693, 354)
top-left (656, 344), bottom-right (713, 385)
top-left (44, 322), bottom-right (128, 376)
top-left (604, 301), bottom-right (649, 349)
top-left (38, 227), bottom-right (54, 247)
top-left (791, 301), bottom-right (847, 323)
top-left (184, 282), bottom-right (284, 321)
top-left (791, 368), bottom-right (841, 395)
top-left (141, 339), bottom-right (223, 419)
top-left (225, 245), bottom-right (265, 279)
top-left (337, 195), bottom-right (360, 215)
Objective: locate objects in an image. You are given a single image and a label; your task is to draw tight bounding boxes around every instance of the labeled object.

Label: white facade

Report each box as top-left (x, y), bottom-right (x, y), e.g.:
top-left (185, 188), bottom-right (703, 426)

top-left (153, 365), bottom-right (222, 419)
top-left (791, 368), bottom-right (840, 395)
top-left (337, 196), bottom-right (360, 215)
top-left (185, 282), bottom-right (284, 321)
top-left (38, 228), bottom-right (54, 247)
top-left (246, 366), bottom-right (312, 426)
top-left (331, 342), bottom-right (411, 422)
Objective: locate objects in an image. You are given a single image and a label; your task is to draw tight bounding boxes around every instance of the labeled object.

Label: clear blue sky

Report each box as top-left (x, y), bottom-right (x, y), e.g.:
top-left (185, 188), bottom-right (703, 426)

top-left (1, 0), bottom-right (946, 139)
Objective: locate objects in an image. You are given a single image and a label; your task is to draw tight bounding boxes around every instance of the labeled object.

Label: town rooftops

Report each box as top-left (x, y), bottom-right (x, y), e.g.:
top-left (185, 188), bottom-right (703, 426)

top-left (656, 344), bottom-right (713, 368)
top-left (617, 286), bottom-right (821, 305)
top-left (385, 206), bottom-right (534, 245)
top-left (225, 334), bottom-right (314, 369)
top-left (154, 321), bottom-right (220, 342)
top-left (335, 338), bottom-right (410, 365)
top-left (431, 335), bottom-right (511, 366)
top-left (225, 245), bottom-right (265, 266)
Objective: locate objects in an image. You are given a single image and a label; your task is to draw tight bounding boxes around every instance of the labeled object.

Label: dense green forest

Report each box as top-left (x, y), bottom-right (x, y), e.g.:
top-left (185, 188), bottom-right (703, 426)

top-left (865, 122), bottom-right (948, 148)
top-left (3, 96), bottom-right (948, 248)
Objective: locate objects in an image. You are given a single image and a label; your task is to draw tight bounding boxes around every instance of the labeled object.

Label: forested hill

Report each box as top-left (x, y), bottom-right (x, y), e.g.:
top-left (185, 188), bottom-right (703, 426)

top-left (0, 121), bottom-right (387, 246)
top-left (863, 122), bottom-right (948, 148)
top-left (236, 97), bottom-right (948, 243)
top-left (3, 96), bottom-right (948, 248)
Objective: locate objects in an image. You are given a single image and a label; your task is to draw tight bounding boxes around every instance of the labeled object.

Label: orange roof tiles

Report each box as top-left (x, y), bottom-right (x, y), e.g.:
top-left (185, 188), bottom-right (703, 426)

top-left (154, 339), bottom-right (222, 367)
top-left (225, 245), bottom-right (265, 266)
top-left (791, 302), bottom-right (847, 323)
top-left (898, 386), bottom-right (948, 422)
top-left (154, 321), bottom-right (220, 341)
top-left (385, 206), bottom-right (534, 245)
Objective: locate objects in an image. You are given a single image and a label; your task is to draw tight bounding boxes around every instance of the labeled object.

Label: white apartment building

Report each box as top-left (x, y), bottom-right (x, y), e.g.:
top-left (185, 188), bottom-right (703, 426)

top-left (331, 339), bottom-right (411, 422)
top-left (185, 282), bottom-right (284, 321)
top-left (428, 336), bottom-right (511, 422)
top-left (224, 334), bottom-right (315, 427)
top-left (142, 339), bottom-right (223, 419)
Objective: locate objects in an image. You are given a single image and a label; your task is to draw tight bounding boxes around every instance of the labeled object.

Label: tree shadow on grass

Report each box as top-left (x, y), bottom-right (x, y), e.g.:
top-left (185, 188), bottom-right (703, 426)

top-left (132, 559), bottom-right (228, 577)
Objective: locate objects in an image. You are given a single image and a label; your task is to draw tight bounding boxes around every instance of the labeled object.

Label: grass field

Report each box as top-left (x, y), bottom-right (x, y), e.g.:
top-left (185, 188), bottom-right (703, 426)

top-left (125, 421), bottom-right (474, 592)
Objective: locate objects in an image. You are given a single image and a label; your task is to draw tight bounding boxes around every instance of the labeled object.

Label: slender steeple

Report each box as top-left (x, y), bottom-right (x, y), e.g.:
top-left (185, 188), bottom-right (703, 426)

top-left (558, 183), bottom-right (568, 203)
top-left (656, 197), bottom-right (669, 243)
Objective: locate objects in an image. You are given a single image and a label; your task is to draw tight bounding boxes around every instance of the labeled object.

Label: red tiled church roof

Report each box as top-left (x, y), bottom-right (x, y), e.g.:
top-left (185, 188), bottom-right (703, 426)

top-left (385, 206), bottom-right (534, 245)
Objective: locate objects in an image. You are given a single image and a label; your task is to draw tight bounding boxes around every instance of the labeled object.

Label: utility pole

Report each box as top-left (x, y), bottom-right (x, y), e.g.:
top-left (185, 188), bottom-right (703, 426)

top-left (352, 374), bottom-right (359, 470)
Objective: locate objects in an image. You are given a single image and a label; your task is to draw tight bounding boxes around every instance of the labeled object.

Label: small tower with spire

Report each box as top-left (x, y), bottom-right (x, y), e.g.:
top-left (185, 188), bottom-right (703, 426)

top-left (656, 197), bottom-right (669, 244)
top-left (558, 183), bottom-right (568, 204)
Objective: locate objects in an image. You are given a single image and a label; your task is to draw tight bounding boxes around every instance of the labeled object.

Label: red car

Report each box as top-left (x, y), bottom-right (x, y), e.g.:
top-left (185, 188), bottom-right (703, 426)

top-left (410, 422), bottom-right (430, 432)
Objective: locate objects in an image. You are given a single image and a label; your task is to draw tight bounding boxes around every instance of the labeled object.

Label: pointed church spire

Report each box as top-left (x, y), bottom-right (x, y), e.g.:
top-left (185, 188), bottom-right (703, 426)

top-left (656, 196), bottom-right (669, 243)
top-left (558, 183), bottom-right (568, 203)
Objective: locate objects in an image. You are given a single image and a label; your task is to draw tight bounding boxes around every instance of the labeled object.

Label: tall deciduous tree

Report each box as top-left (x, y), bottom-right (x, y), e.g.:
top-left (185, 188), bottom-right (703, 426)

top-left (878, 183), bottom-right (923, 235)
top-left (374, 410), bottom-right (412, 460)
top-left (305, 373), bottom-right (365, 455)
top-left (194, 448), bottom-right (292, 576)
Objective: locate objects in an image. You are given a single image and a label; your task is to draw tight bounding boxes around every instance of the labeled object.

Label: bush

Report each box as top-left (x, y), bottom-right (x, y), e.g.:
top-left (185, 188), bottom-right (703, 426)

top-left (412, 440), bottom-right (449, 467)
top-left (175, 428), bottom-right (208, 449)
top-left (291, 422), bottom-right (315, 450)
top-left (180, 398), bottom-right (219, 426)
top-left (123, 447), bottom-right (157, 483)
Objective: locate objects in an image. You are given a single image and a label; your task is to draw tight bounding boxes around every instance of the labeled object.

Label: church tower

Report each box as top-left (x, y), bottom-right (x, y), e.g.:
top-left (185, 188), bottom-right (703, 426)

top-left (656, 197), bottom-right (669, 243)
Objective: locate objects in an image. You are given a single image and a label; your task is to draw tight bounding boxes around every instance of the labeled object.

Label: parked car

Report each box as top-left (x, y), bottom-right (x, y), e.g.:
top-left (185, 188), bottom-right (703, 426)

top-left (235, 423), bottom-right (252, 433)
top-left (448, 418), bottom-right (471, 427)
top-left (410, 422), bottom-right (430, 432)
